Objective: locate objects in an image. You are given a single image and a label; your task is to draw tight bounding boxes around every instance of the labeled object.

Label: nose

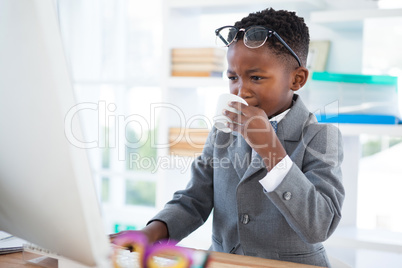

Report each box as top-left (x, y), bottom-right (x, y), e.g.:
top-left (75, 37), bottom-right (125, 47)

top-left (236, 80), bottom-right (252, 99)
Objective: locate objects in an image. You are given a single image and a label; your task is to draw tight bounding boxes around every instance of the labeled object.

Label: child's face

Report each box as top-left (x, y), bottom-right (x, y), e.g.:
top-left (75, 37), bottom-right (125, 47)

top-left (226, 41), bottom-right (295, 118)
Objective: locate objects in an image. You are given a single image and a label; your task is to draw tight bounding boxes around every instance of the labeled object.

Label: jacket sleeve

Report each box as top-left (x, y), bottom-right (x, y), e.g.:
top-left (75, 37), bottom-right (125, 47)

top-left (266, 123), bottom-right (345, 244)
top-left (149, 128), bottom-right (216, 241)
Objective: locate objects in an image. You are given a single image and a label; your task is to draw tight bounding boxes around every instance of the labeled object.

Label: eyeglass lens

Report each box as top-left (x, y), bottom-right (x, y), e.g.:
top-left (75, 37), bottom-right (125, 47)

top-left (244, 26), bottom-right (268, 48)
top-left (216, 27), bottom-right (237, 46)
top-left (216, 26), bottom-right (269, 48)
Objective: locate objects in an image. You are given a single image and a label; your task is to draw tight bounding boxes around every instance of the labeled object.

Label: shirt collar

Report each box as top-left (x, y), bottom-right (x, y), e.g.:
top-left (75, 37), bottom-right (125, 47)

top-left (269, 109), bottom-right (290, 123)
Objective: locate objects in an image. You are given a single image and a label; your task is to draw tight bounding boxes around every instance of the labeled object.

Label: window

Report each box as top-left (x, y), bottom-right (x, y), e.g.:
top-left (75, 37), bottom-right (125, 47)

top-left (57, 0), bottom-right (162, 232)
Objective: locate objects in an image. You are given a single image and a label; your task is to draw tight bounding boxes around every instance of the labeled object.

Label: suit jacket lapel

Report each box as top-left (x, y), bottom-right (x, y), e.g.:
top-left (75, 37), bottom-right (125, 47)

top-left (228, 131), bottom-right (251, 180)
top-left (241, 151), bottom-right (266, 181)
top-left (278, 94), bottom-right (314, 146)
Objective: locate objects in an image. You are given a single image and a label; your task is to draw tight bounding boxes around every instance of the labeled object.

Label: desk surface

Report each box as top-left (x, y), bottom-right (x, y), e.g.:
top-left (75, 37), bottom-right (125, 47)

top-left (0, 251), bottom-right (321, 268)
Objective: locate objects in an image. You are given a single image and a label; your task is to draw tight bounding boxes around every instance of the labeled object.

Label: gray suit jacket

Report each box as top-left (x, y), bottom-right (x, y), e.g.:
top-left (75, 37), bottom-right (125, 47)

top-left (151, 94), bottom-right (344, 267)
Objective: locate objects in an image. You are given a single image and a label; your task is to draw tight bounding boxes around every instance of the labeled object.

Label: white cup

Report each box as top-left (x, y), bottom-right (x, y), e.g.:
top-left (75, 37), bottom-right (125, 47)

top-left (213, 93), bottom-right (248, 133)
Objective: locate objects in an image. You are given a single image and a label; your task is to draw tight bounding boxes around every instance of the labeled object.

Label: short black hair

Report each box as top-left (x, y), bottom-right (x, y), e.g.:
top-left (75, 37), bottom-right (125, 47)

top-left (234, 8), bottom-right (310, 68)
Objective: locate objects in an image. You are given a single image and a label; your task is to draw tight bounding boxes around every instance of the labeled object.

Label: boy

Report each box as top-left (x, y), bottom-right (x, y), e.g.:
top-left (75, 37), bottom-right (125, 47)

top-left (113, 8), bottom-right (344, 267)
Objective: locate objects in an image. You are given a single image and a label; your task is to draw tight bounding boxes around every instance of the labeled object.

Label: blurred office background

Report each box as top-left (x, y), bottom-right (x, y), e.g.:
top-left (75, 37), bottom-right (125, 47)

top-left (56, 0), bottom-right (402, 267)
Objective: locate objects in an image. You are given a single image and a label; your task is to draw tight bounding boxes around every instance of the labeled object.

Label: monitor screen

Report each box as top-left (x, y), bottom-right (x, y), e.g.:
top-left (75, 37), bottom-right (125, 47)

top-left (0, 0), bottom-right (111, 266)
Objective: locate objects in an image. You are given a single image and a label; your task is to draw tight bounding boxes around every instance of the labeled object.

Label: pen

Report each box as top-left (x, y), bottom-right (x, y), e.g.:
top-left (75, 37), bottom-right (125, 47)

top-left (229, 243), bottom-right (241, 254)
top-left (0, 235), bottom-right (14, 242)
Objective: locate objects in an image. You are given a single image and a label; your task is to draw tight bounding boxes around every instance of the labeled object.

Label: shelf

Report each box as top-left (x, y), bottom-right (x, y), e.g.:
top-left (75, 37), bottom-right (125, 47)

top-left (312, 72), bottom-right (398, 85)
top-left (168, 0), bottom-right (325, 9)
top-left (167, 0), bottom-right (325, 14)
top-left (325, 226), bottom-right (402, 254)
top-left (337, 123), bottom-right (402, 137)
top-left (167, 76), bottom-right (228, 88)
top-left (310, 8), bottom-right (402, 30)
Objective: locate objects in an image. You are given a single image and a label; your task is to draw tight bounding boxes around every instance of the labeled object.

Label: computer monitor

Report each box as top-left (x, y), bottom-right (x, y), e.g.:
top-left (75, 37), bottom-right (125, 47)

top-left (0, 0), bottom-right (111, 267)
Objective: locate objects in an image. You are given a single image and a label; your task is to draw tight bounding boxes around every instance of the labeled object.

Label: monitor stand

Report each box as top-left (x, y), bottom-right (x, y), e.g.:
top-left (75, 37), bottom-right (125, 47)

top-left (22, 244), bottom-right (93, 268)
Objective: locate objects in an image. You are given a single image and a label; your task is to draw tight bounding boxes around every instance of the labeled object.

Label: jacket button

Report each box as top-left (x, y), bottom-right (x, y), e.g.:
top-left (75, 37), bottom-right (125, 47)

top-left (241, 214), bottom-right (250, 224)
top-left (283, 191), bottom-right (292, 200)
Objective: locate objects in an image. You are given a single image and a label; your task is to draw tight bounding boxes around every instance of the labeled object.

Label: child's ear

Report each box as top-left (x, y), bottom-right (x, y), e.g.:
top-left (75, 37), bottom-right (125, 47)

top-left (290, 67), bottom-right (309, 91)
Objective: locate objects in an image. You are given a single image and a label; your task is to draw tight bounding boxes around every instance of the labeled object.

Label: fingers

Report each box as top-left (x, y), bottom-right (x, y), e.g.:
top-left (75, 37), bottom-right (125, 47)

top-left (109, 230), bottom-right (133, 244)
top-left (226, 121), bottom-right (241, 133)
top-left (223, 102), bottom-right (256, 132)
top-left (223, 101), bottom-right (247, 123)
top-left (109, 232), bottom-right (123, 243)
top-left (228, 101), bottom-right (248, 115)
top-left (222, 103), bottom-right (275, 141)
top-left (223, 109), bottom-right (244, 125)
